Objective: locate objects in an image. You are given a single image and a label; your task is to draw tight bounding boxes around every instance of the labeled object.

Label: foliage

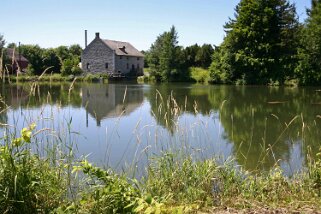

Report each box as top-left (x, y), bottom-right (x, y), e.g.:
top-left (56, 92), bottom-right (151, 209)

top-left (146, 26), bottom-right (185, 81)
top-left (210, 0), bottom-right (300, 85)
top-left (209, 45), bottom-right (232, 83)
top-left (61, 57), bottom-right (82, 76)
top-left (42, 48), bottom-right (61, 73)
top-left (145, 31), bottom-right (214, 82)
top-left (17, 44), bottom-right (83, 75)
top-left (296, 0), bottom-right (321, 85)
top-left (189, 67), bottom-right (210, 83)
top-left (0, 124), bottom-right (68, 213)
top-left (19, 44), bottom-right (44, 75)
top-left (145, 153), bottom-right (218, 207)
top-left (71, 161), bottom-right (144, 213)
top-left (182, 44), bottom-right (214, 69)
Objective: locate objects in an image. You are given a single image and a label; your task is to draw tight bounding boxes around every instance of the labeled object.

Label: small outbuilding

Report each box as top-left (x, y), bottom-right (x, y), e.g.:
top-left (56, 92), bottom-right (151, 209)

top-left (81, 33), bottom-right (144, 76)
top-left (5, 48), bottom-right (29, 73)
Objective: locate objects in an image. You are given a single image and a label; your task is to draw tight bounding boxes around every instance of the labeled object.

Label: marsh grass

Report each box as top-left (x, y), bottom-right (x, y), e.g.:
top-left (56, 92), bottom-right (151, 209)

top-left (0, 80), bottom-right (321, 213)
top-left (0, 124), bottom-right (71, 213)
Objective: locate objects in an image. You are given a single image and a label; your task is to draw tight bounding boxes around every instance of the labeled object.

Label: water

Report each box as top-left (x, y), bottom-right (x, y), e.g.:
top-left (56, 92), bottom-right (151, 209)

top-left (1, 82), bottom-right (321, 175)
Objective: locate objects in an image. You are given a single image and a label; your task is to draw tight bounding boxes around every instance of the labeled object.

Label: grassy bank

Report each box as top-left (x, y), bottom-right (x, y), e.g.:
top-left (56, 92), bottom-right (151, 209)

top-left (1, 123), bottom-right (321, 213)
top-left (1, 73), bottom-right (109, 83)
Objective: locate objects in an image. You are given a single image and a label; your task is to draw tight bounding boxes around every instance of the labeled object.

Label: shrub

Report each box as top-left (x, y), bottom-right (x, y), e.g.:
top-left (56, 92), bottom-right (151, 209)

top-left (0, 124), bottom-right (68, 213)
top-left (189, 67), bottom-right (210, 83)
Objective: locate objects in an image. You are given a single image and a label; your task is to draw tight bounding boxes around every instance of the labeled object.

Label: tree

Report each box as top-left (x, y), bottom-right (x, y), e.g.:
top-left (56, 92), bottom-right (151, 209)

top-left (42, 48), bottom-right (61, 73)
top-left (296, 0), bottom-right (321, 85)
top-left (69, 44), bottom-right (82, 60)
top-left (61, 57), bottom-right (81, 76)
top-left (195, 44), bottom-right (214, 68)
top-left (147, 26), bottom-right (183, 81)
top-left (210, 0), bottom-right (300, 84)
top-left (20, 45), bottom-right (44, 75)
top-left (7, 43), bottom-right (16, 49)
top-left (55, 46), bottom-right (70, 63)
top-left (182, 44), bottom-right (200, 68)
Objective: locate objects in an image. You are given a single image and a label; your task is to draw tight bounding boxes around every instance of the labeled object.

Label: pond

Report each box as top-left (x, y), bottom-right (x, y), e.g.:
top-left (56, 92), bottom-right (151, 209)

top-left (0, 82), bottom-right (321, 176)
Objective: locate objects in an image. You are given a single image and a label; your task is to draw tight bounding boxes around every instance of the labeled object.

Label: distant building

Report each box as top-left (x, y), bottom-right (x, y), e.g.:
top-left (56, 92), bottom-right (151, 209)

top-left (6, 48), bottom-right (29, 73)
top-left (81, 33), bottom-right (144, 76)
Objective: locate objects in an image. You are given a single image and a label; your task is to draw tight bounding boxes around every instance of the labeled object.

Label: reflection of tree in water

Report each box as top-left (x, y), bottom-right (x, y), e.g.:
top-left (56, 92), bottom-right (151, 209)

top-left (24, 83), bottom-right (82, 108)
top-left (0, 84), bottom-right (29, 125)
top-left (207, 86), bottom-right (321, 172)
top-left (82, 84), bottom-right (144, 126)
top-left (0, 94), bottom-right (8, 125)
top-left (0, 83), bottom-right (83, 125)
top-left (146, 84), bottom-right (321, 172)
top-left (145, 84), bottom-right (213, 133)
top-left (0, 83), bottom-right (82, 109)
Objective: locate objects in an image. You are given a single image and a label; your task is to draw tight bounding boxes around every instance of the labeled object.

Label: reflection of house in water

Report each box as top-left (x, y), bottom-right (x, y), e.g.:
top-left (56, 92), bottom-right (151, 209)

top-left (81, 84), bottom-right (144, 126)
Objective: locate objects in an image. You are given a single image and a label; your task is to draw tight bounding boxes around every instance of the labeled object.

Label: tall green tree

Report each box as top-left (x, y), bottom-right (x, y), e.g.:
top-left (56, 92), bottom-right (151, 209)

top-left (210, 0), bottom-right (300, 84)
top-left (195, 44), bottom-right (214, 68)
top-left (147, 26), bottom-right (183, 81)
top-left (42, 48), bottom-right (61, 73)
top-left (55, 46), bottom-right (70, 63)
top-left (69, 44), bottom-right (82, 59)
top-left (20, 45), bottom-right (44, 75)
top-left (182, 44), bottom-right (200, 68)
top-left (296, 0), bottom-right (321, 85)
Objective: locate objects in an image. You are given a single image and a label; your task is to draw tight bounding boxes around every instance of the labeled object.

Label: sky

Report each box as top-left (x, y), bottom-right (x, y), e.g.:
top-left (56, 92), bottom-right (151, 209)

top-left (0, 0), bottom-right (311, 51)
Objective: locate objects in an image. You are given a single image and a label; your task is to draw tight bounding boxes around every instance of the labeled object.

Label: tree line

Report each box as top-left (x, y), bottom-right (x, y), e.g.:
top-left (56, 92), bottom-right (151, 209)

top-left (0, 42), bottom-right (82, 76)
top-left (1, 0), bottom-right (321, 84)
top-left (144, 0), bottom-right (321, 85)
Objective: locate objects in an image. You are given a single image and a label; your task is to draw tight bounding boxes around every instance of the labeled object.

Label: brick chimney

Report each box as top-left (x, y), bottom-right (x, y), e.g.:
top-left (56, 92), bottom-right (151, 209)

top-left (95, 32), bottom-right (100, 39)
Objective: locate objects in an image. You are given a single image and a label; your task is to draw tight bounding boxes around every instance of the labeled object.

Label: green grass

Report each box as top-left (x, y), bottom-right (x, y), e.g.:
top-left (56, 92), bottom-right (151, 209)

top-left (3, 73), bottom-right (109, 83)
top-left (1, 125), bottom-right (321, 213)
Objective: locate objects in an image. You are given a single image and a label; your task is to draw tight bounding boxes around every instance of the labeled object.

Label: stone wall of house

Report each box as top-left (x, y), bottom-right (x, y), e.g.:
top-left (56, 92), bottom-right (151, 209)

top-left (81, 38), bottom-right (115, 73)
top-left (115, 55), bottom-right (144, 76)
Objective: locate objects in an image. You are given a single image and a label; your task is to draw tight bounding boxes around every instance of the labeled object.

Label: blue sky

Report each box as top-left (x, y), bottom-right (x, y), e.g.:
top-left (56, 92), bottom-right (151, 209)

top-left (0, 0), bottom-right (311, 51)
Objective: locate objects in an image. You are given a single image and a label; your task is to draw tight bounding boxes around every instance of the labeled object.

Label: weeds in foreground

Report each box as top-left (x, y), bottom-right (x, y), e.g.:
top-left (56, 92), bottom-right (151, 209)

top-left (1, 123), bottom-right (321, 213)
top-left (0, 124), bottom-right (69, 213)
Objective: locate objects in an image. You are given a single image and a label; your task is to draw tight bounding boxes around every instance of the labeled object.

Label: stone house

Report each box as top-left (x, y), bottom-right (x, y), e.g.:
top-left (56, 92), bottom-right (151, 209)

top-left (81, 33), bottom-right (144, 76)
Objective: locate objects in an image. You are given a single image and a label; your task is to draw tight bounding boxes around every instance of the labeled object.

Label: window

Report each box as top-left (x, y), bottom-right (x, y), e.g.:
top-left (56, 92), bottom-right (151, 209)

top-left (86, 63), bottom-right (90, 69)
top-left (127, 57), bottom-right (129, 60)
top-left (127, 63), bottom-right (129, 69)
top-left (137, 64), bottom-right (140, 69)
top-left (120, 56), bottom-right (122, 60)
top-left (105, 63), bottom-right (108, 69)
top-left (137, 57), bottom-right (140, 60)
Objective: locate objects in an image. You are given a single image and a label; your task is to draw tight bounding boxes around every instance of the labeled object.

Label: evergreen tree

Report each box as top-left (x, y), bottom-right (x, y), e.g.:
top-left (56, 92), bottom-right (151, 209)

top-left (210, 0), bottom-right (300, 84)
top-left (195, 44), bottom-right (214, 68)
top-left (182, 44), bottom-right (200, 68)
top-left (42, 48), bottom-right (61, 73)
top-left (147, 26), bottom-right (182, 81)
top-left (296, 0), bottom-right (321, 85)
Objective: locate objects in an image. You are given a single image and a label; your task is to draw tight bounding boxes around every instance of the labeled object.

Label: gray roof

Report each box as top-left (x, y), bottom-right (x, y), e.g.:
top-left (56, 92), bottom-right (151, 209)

top-left (103, 39), bottom-right (144, 57)
top-left (6, 48), bottom-right (29, 62)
